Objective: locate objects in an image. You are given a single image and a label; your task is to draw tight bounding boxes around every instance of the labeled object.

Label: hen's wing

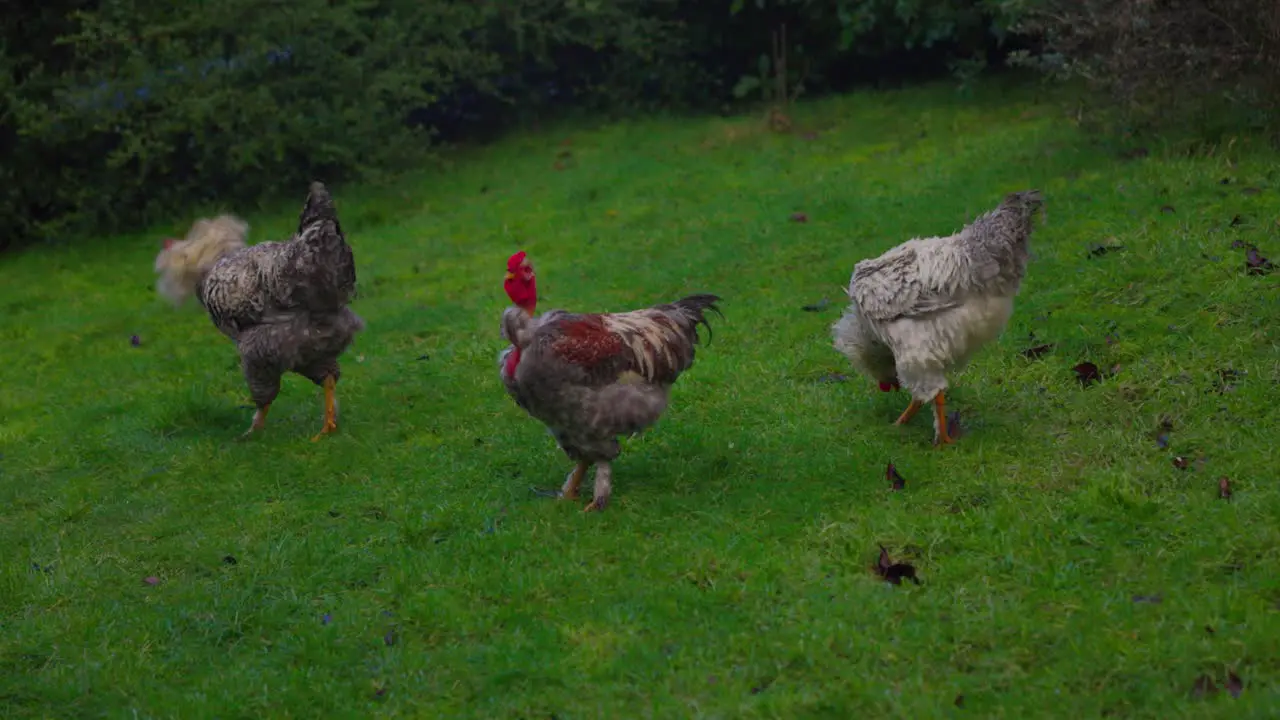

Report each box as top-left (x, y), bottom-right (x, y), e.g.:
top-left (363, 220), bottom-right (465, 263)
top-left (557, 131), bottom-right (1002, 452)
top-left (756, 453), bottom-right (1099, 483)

top-left (200, 242), bottom-right (286, 337)
top-left (849, 244), bottom-right (962, 324)
top-left (534, 294), bottom-right (721, 386)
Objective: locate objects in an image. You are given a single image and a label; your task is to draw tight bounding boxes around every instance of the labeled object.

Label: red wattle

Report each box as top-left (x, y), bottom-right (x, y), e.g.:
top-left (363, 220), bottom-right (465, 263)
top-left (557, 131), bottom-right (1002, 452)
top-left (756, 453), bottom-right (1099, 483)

top-left (504, 347), bottom-right (522, 377)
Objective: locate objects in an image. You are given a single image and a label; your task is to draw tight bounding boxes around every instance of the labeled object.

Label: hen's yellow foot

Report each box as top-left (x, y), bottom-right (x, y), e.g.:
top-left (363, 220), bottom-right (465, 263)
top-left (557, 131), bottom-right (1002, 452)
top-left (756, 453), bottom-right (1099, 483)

top-left (310, 420), bottom-right (338, 442)
top-left (310, 376), bottom-right (338, 442)
top-left (894, 399), bottom-right (923, 425)
top-left (932, 392), bottom-right (955, 446)
top-left (240, 404), bottom-right (270, 439)
top-left (561, 462), bottom-right (588, 500)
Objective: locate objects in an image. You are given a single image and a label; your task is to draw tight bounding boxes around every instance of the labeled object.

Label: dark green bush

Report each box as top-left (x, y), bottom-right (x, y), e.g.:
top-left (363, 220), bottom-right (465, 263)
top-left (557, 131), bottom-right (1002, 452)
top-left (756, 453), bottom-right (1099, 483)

top-left (1011, 0), bottom-right (1280, 135)
top-left (1, 0), bottom-right (1024, 250)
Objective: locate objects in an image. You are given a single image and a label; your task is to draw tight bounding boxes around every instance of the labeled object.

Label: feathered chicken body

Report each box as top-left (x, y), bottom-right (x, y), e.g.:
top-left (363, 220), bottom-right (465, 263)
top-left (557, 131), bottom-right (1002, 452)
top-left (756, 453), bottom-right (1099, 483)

top-left (499, 251), bottom-right (721, 511)
top-left (154, 182), bottom-right (364, 439)
top-left (832, 190), bottom-right (1042, 445)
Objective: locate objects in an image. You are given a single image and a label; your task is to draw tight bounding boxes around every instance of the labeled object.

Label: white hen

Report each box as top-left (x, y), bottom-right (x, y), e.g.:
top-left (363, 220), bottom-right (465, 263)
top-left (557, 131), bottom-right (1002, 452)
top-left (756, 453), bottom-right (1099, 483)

top-left (832, 190), bottom-right (1043, 445)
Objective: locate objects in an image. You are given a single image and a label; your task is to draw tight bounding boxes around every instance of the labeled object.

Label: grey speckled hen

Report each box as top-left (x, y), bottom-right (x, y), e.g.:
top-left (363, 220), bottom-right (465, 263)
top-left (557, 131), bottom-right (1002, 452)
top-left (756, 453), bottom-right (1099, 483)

top-left (154, 182), bottom-right (365, 440)
top-left (832, 190), bottom-right (1043, 445)
top-left (499, 251), bottom-right (722, 512)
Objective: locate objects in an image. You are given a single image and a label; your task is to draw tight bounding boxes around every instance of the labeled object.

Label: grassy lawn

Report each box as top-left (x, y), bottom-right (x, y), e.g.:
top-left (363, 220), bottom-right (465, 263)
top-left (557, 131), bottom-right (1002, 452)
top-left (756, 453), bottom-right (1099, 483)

top-left (2, 78), bottom-right (1279, 717)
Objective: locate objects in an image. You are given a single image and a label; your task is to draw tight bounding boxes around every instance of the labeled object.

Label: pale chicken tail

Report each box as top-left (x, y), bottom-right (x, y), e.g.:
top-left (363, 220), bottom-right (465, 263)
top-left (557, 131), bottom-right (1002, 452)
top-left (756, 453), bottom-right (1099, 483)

top-left (153, 214), bottom-right (248, 306)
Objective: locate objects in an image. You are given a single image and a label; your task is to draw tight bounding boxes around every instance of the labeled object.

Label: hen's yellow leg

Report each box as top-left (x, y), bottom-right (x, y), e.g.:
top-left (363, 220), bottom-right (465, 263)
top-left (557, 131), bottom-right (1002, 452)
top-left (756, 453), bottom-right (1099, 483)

top-left (561, 461), bottom-right (588, 500)
top-left (933, 392), bottom-right (955, 446)
top-left (893, 399), bottom-right (924, 425)
top-left (311, 376), bottom-right (338, 442)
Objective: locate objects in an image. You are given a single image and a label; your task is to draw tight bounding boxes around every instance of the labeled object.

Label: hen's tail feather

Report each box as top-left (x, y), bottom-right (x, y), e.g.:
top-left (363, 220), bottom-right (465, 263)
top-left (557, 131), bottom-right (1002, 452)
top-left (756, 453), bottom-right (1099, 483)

top-left (665, 293), bottom-right (723, 346)
top-left (299, 181), bottom-right (337, 233)
top-left (1003, 188), bottom-right (1043, 212)
top-left (154, 214), bottom-right (248, 306)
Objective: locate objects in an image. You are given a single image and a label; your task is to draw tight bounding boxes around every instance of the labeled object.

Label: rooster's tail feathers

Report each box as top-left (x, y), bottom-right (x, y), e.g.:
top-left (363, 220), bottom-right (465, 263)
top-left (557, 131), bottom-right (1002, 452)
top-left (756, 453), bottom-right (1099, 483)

top-left (666, 293), bottom-right (724, 345)
top-left (154, 214), bottom-right (248, 306)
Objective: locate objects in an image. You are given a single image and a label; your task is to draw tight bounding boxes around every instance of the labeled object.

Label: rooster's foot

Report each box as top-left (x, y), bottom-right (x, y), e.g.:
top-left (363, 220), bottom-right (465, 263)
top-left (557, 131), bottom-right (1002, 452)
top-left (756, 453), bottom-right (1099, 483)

top-left (582, 462), bottom-right (613, 513)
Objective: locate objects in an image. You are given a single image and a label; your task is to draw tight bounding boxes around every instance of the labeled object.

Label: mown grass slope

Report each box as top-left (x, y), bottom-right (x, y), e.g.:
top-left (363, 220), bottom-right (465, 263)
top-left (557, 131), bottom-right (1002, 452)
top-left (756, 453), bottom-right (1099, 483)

top-left (1, 79), bottom-right (1278, 718)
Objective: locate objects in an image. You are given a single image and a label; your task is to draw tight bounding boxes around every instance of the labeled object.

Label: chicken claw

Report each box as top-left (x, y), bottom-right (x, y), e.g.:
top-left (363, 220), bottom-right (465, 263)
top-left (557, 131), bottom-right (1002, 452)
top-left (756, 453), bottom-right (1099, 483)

top-left (582, 462), bottom-right (613, 512)
top-left (932, 392), bottom-right (956, 446)
top-left (310, 376), bottom-right (339, 442)
top-left (240, 404), bottom-right (270, 439)
top-left (893, 399), bottom-right (924, 425)
top-left (561, 461), bottom-right (588, 500)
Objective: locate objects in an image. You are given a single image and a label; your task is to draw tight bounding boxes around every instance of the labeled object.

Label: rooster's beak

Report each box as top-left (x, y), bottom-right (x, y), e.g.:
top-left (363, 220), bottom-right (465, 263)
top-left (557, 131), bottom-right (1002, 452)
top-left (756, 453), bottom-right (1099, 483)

top-left (504, 271), bottom-right (515, 281)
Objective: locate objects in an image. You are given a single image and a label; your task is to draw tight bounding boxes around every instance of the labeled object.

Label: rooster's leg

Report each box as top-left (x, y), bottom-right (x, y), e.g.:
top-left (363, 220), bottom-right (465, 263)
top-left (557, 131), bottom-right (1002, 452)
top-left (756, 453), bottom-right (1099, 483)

top-left (561, 461), bottom-right (588, 500)
top-left (241, 404), bottom-right (270, 438)
top-left (893, 399), bottom-right (924, 425)
top-left (932, 392), bottom-right (955, 446)
top-left (583, 462), bottom-right (613, 512)
top-left (310, 376), bottom-right (339, 442)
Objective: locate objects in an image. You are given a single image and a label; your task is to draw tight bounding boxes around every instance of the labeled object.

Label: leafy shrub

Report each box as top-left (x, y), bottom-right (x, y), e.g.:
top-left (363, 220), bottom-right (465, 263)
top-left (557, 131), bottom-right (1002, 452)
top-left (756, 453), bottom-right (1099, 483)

top-left (0, 0), bottom-right (1024, 250)
top-left (1011, 0), bottom-right (1280, 133)
top-left (7, 0), bottom-right (501, 242)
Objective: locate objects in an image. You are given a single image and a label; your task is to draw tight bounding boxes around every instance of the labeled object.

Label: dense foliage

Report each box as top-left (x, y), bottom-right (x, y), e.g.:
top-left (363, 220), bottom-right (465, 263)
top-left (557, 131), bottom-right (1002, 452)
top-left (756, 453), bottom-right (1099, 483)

top-left (2, 0), bottom-right (1275, 250)
top-left (1012, 0), bottom-right (1280, 135)
top-left (0, 0), bottom-right (1027, 249)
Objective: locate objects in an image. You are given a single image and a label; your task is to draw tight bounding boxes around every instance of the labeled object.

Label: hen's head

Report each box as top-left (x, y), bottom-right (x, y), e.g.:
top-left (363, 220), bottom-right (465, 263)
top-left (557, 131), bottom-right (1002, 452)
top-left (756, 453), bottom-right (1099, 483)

top-left (504, 251), bottom-right (537, 314)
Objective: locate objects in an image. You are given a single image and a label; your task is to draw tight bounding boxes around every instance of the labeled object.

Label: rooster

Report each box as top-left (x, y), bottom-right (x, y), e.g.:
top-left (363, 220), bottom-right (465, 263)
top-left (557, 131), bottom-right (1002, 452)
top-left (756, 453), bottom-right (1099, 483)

top-left (153, 182), bottom-right (364, 440)
top-left (499, 251), bottom-right (722, 511)
top-left (832, 190), bottom-right (1043, 445)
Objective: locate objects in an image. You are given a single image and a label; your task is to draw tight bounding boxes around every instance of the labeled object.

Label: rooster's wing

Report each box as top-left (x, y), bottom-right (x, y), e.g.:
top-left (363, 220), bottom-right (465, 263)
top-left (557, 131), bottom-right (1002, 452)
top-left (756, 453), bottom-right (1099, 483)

top-left (533, 295), bottom-right (720, 387)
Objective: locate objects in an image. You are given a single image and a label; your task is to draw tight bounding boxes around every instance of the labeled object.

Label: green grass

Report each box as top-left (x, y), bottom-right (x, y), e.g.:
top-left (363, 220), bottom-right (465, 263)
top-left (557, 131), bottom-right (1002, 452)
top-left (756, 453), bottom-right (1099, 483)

top-left (2, 78), bottom-right (1279, 718)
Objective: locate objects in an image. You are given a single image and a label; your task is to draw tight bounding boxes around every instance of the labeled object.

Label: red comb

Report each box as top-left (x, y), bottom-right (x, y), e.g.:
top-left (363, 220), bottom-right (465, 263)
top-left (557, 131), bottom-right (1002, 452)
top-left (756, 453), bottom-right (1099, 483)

top-left (506, 251), bottom-right (527, 272)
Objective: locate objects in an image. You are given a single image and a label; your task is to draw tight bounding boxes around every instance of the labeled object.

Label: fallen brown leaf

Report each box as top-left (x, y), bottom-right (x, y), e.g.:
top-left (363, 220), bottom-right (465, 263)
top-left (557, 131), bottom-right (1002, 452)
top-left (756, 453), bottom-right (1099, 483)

top-left (873, 545), bottom-right (919, 586)
top-left (1226, 671), bottom-right (1244, 698)
top-left (887, 462), bottom-right (905, 491)
top-left (1072, 362), bottom-right (1103, 387)
top-left (1020, 343), bottom-right (1055, 359)
top-left (1246, 248), bottom-right (1274, 275)
top-left (1087, 243), bottom-right (1125, 259)
top-left (1192, 674), bottom-right (1217, 699)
